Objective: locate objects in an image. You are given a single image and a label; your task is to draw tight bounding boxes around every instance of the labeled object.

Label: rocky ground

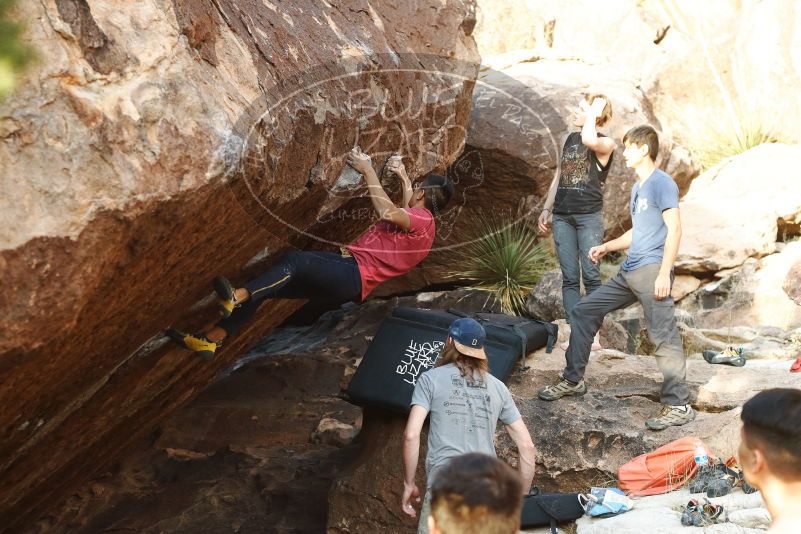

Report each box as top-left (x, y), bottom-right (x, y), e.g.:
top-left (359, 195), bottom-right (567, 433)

top-left (31, 288), bottom-right (801, 533)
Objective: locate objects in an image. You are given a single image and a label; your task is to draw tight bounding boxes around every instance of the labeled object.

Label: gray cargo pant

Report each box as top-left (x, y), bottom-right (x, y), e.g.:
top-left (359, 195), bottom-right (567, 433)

top-left (563, 262), bottom-right (689, 406)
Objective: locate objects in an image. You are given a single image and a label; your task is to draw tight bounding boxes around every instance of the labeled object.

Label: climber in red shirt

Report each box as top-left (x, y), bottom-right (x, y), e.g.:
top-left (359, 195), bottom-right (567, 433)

top-left (167, 147), bottom-right (454, 359)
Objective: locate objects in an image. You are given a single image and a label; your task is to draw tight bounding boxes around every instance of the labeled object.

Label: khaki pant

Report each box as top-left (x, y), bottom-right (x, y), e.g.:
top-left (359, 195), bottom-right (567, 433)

top-left (563, 263), bottom-right (689, 405)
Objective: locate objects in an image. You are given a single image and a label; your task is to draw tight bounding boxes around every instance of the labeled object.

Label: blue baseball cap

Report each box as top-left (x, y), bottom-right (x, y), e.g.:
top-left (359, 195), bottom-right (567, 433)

top-left (448, 318), bottom-right (487, 360)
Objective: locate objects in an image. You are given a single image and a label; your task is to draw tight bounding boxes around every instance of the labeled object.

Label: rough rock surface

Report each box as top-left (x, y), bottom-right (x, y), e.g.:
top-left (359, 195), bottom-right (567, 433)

top-left (678, 241), bottom-right (801, 330)
top-left (34, 289), bottom-right (502, 533)
top-left (671, 275), bottom-right (702, 301)
top-left (377, 54), bottom-right (699, 295)
top-left (784, 257), bottom-right (801, 306)
top-left (30, 345), bottom-right (363, 534)
top-left (0, 1), bottom-right (479, 529)
top-left (526, 269), bottom-right (566, 322)
top-left (474, 0), bottom-right (801, 145)
top-left (676, 144), bottom-right (801, 274)
top-left (311, 416), bottom-right (360, 448)
top-left (36, 289), bottom-right (800, 532)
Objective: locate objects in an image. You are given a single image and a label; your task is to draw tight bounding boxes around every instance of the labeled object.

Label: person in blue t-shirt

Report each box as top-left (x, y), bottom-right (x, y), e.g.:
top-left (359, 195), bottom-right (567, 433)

top-left (537, 125), bottom-right (694, 431)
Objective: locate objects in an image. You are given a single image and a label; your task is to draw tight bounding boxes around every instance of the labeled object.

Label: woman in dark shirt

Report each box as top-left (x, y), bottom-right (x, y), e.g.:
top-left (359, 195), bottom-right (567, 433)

top-left (538, 94), bottom-right (616, 350)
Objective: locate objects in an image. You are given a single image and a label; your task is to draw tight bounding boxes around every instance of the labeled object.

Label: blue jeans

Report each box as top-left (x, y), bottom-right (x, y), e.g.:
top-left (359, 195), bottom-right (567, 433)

top-left (552, 211), bottom-right (604, 321)
top-left (216, 250), bottom-right (361, 337)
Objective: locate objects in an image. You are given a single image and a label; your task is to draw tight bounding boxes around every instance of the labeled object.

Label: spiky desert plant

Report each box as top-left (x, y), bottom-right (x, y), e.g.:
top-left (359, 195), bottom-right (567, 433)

top-left (695, 115), bottom-right (785, 170)
top-left (449, 212), bottom-right (556, 315)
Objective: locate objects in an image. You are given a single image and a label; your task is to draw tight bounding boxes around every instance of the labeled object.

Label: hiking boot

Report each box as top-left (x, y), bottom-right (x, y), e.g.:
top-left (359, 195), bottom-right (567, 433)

top-left (537, 376), bottom-right (587, 401)
top-left (166, 329), bottom-right (221, 360)
top-left (702, 346), bottom-right (746, 367)
top-left (213, 276), bottom-right (239, 318)
top-left (645, 404), bottom-right (695, 430)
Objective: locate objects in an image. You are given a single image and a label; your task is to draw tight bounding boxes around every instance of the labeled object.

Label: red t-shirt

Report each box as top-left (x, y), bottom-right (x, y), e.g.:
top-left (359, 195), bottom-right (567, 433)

top-left (347, 208), bottom-right (436, 301)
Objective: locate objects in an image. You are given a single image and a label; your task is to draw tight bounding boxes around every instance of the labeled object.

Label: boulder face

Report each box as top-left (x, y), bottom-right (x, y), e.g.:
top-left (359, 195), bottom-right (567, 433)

top-left (0, 0), bottom-right (479, 529)
top-left (675, 144), bottom-right (801, 274)
top-left (474, 0), bottom-right (801, 146)
top-left (678, 241), bottom-right (801, 330)
top-left (785, 258), bottom-right (801, 306)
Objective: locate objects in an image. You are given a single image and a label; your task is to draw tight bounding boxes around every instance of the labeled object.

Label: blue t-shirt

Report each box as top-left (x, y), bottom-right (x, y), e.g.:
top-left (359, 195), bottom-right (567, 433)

top-left (621, 169), bottom-right (680, 271)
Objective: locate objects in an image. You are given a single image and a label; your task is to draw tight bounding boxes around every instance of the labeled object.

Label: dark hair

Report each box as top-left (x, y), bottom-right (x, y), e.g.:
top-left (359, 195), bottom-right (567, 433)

top-left (584, 93), bottom-right (613, 127)
top-left (422, 174), bottom-right (454, 216)
top-left (434, 340), bottom-right (488, 380)
top-left (623, 124), bottom-right (659, 160)
top-left (741, 388), bottom-right (801, 479)
top-left (430, 453), bottom-right (523, 534)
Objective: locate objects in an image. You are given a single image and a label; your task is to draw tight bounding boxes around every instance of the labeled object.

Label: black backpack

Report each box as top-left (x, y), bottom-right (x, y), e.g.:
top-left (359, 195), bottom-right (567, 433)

top-left (520, 487), bottom-right (585, 533)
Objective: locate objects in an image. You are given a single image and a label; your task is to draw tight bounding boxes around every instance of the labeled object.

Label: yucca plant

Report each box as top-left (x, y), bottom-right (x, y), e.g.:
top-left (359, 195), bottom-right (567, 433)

top-left (449, 212), bottom-right (556, 315)
top-left (696, 116), bottom-right (785, 170)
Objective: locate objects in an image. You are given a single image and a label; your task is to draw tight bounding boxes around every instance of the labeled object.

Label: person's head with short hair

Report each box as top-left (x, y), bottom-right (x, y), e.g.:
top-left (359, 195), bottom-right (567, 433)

top-left (428, 453), bottom-right (523, 534)
top-left (739, 388), bottom-right (801, 529)
top-left (571, 93), bottom-right (613, 128)
top-left (410, 173), bottom-right (454, 215)
top-left (435, 318), bottom-right (489, 379)
top-left (740, 388), bottom-right (801, 483)
top-left (622, 124), bottom-right (659, 168)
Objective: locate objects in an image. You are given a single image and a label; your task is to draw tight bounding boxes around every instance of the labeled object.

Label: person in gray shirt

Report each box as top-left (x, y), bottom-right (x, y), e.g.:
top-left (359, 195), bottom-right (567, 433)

top-left (401, 318), bottom-right (537, 534)
top-left (538, 124), bottom-right (694, 432)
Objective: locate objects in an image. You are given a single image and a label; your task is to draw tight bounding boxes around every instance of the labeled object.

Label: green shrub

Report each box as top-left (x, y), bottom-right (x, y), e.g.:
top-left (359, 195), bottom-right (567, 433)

top-left (449, 212), bottom-right (556, 315)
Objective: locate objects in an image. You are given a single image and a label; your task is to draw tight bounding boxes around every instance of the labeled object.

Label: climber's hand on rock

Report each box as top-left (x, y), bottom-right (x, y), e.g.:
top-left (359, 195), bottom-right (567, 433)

top-left (387, 155), bottom-right (408, 179)
top-left (347, 147), bottom-right (372, 174)
top-left (401, 482), bottom-right (421, 517)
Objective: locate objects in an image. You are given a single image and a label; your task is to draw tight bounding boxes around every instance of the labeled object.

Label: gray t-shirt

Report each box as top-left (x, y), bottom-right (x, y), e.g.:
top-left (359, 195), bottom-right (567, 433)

top-left (621, 168), bottom-right (680, 271)
top-left (410, 363), bottom-right (521, 488)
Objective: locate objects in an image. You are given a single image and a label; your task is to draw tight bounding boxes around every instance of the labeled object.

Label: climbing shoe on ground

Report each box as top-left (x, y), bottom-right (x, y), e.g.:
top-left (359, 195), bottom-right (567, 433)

top-left (691, 460), bottom-right (758, 497)
top-left (729, 463), bottom-right (758, 494)
top-left (791, 357), bottom-right (801, 373)
top-left (645, 403), bottom-right (695, 430)
top-left (690, 461), bottom-right (734, 496)
top-left (689, 465), bottom-right (717, 494)
top-left (682, 499), bottom-right (727, 526)
top-left (166, 329), bottom-right (221, 360)
top-left (702, 346), bottom-right (746, 367)
top-left (213, 276), bottom-right (239, 318)
top-left (537, 376), bottom-right (587, 401)
top-left (681, 499), bottom-right (701, 526)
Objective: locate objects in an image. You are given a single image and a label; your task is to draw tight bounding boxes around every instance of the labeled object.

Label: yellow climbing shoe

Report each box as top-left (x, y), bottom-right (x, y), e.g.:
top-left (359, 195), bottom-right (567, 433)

top-left (213, 276), bottom-right (238, 318)
top-left (166, 329), bottom-right (220, 360)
